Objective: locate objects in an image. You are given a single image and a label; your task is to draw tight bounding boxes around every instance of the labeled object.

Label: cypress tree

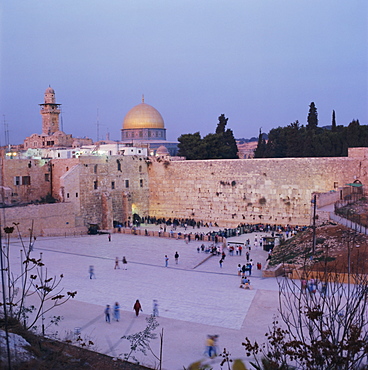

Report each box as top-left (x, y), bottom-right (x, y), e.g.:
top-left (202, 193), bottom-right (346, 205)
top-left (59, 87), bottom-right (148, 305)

top-left (332, 110), bottom-right (336, 132)
top-left (307, 102), bottom-right (318, 130)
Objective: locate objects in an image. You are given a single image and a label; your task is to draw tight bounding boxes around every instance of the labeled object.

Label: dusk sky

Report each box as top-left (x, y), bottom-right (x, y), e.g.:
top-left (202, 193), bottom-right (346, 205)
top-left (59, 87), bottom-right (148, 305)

top-left (1, 1), bottom-right (367, 145)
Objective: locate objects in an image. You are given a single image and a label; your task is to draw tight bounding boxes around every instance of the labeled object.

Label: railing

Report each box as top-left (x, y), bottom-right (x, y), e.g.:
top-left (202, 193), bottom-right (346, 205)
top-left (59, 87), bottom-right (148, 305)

top-left (332, 191), bottom-right (368, 235)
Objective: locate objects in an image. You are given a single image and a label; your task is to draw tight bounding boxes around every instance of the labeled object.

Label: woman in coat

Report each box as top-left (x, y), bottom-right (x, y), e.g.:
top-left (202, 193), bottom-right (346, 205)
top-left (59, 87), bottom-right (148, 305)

top-left (133, 299), bottom-right (142, 316)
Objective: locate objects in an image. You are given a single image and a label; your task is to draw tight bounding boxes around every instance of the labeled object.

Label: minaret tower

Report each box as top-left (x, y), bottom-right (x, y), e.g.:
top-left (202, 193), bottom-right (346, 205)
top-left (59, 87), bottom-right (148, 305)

top-left (39, 86), bottom-right (61, 135)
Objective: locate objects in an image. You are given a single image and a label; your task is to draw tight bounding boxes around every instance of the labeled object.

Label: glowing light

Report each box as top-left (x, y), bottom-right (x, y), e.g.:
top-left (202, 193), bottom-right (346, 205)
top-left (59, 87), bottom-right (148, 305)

top-left (132, 204), bottom-right (137, 214)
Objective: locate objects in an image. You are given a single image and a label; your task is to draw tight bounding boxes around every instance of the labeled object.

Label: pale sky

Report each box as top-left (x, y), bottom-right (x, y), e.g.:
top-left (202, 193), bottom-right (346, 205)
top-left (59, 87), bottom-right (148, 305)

top-left (1, 0), bottom-right (367, 145)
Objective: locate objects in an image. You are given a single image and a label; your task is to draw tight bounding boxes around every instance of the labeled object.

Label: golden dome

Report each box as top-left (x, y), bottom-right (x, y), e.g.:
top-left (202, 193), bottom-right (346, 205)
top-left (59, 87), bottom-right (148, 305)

top-left (123, 99), bottom-right (164, 130)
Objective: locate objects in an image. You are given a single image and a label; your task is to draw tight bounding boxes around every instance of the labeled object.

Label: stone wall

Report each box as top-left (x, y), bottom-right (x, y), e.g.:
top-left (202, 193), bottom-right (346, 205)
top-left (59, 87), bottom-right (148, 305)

top-left (3, 148), bottom-right (368, 232)
top-left (148, 153), bottom-right (368, 227)
top-left (0, 202), bottom-right (79, 236)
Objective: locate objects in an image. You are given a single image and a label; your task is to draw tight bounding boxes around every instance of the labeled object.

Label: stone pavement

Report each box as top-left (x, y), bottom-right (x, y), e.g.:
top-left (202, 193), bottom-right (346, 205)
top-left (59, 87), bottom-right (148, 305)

top-left (5, 225), bottom-right (282, 369)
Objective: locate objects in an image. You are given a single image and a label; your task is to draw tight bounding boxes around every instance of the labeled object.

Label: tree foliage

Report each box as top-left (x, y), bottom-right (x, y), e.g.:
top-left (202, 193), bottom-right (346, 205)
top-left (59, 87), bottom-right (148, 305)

top-left (121, 315), bottom-right (160, 364)
top-left (332, 110), bottom-right (337, 132)
top-left (243, 235), bottom-right (368, 370)
top-left (177, 132), bottom-right (203, 160)
top-left (0, 223), bottom-right (77, 332)
top-left (254, 129), bottom-right (267, 158)
top-left (307, 102), bottom-right (318, 130)
top-left (255, 117), bottom-right (368, 159)
top-left (177, 114), bottom-right (238, 160)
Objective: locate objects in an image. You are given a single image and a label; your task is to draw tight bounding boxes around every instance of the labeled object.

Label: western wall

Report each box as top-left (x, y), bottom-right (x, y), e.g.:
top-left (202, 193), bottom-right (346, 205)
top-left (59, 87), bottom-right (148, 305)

top-left (147, 148), bottom-right (368, 227)
top-left (1, 148), bottom-right (368, 235)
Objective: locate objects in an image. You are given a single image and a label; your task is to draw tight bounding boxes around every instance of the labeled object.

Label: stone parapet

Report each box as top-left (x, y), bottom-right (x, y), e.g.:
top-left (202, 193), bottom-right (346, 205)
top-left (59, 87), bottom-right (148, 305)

top-left (0, 202), bottom-right (77, 237)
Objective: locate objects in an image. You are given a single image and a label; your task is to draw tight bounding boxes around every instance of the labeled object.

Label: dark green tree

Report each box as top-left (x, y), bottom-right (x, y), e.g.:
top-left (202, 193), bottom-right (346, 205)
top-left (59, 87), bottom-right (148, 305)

top-left (178, 114), bottom-right (238, 160)
top-left (202, 133), bottom-right (223, 159)
top-left (177, 132), bottom-right (204, 160)
top-left (263, 127), bottom-right (288, 158)
top-left (221, 128), bottom-right (239, 159)
top-left (215, 114), bottom-right (228, 134)
top-left (307, 102), bottom-right (318, 130)
top-left (285, 120), bottom-right (304, 157)
top-left (254, 128), bottom-right (267, 158)
top-left (201, 129), bottom-right (238, 160)
top-left (332, 110), bottom-right (337, 132)
top-left (347, 119), bottom-right (364, 148)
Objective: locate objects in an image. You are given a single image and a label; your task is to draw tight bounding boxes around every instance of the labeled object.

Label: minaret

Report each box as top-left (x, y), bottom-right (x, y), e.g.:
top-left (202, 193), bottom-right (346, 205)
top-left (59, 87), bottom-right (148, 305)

top-left (39, 86), bottom-right (61, 135)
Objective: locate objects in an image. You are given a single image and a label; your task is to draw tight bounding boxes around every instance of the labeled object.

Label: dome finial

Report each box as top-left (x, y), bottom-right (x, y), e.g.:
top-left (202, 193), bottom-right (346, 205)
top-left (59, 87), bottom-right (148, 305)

top-left (142, 94), bottom-right (145, 103)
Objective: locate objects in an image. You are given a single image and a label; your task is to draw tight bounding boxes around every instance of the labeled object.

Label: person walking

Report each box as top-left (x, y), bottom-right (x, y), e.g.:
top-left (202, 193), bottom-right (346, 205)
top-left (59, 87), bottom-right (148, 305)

top-left (246, 251), bottom-right (250, 262)
top-left (206, 335), bottom-right (217, 358)
top-left (174, 251), bottom-right (179, 264)
top-left (122, 256), bottom-right (128, 269)
top-left (152, 300), bottom-right (159, 317)
top-left (114, 257), bottom-right (120, 269)
top-left (108, 233), bottom-right (111, 242)
top-left (165, 255), bottom-right (169, 267)
top-left (105, 304), bottom-right (111, 323)
top-left (219, 259), bottom-right (223, 268)
top-left (114, 302), bottom-right (120, 321)
top-left (133, 299), bottom-right (142, 316)
top-left (89, 265), bottom-right (96, 279)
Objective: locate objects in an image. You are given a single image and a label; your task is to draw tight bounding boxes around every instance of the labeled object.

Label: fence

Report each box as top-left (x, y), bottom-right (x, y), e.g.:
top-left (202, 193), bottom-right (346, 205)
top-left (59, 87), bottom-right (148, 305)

top-left (332, 190), bottom-right (368, 234)
top-left (330, 212), bottom-right (368, 236)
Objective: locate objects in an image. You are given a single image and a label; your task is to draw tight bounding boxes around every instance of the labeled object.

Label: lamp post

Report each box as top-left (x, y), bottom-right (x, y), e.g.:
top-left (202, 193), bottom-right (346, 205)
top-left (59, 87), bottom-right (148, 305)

top-left (311, 194), bottom-right (317, 255)
top-left (40, 252), bottom-right (45, 336)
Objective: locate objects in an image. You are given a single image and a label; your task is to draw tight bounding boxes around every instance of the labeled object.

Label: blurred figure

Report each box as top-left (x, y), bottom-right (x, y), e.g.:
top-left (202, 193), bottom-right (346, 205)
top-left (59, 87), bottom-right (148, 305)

top-left (89, 265), bottom-right (96, 279)
top-left (152, 300), bottom-right (159, 317)
top-left (133, 299), bottom-right (142, 316)
top-left (105, 304), bottom-right (110, 323)
top-left (114, 302), bottom-right (120, 321)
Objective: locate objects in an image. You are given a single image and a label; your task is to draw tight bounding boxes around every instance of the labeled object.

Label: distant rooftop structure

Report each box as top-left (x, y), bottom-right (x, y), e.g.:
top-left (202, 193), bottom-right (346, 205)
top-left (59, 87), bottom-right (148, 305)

top-left (5, 143), bottom-right (148, 160)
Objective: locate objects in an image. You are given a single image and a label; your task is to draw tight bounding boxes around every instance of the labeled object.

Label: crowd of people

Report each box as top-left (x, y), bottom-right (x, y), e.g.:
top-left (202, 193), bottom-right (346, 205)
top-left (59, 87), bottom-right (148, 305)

top-left (117, 215), bottom-right (307, 245)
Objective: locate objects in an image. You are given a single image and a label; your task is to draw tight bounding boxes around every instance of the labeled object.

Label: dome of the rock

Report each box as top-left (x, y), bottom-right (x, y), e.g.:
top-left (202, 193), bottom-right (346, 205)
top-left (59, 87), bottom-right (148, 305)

top-left (123, 101), bottom-right (164, 130)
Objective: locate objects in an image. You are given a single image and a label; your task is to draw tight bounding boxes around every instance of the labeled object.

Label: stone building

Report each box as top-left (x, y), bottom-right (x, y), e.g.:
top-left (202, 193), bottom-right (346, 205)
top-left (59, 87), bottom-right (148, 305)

top-left (23, 87), bottom-right (92, 149)
top-left (0, 149), bottom-right (52, 205)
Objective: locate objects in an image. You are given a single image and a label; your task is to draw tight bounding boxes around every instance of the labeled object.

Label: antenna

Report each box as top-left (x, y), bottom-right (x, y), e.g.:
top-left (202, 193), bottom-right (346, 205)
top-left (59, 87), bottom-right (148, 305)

top-left (96, 108), bottom-right (100, 142)
top-left (3, 115), bottom-right (9, 147)
top-left (60, 109), bottom-right (64, 132)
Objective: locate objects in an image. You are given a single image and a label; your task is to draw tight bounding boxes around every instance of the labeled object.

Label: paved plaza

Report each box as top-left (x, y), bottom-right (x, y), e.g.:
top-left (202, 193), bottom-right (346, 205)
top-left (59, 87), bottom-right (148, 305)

top-left (5, 226), bottom-right (282, 369)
